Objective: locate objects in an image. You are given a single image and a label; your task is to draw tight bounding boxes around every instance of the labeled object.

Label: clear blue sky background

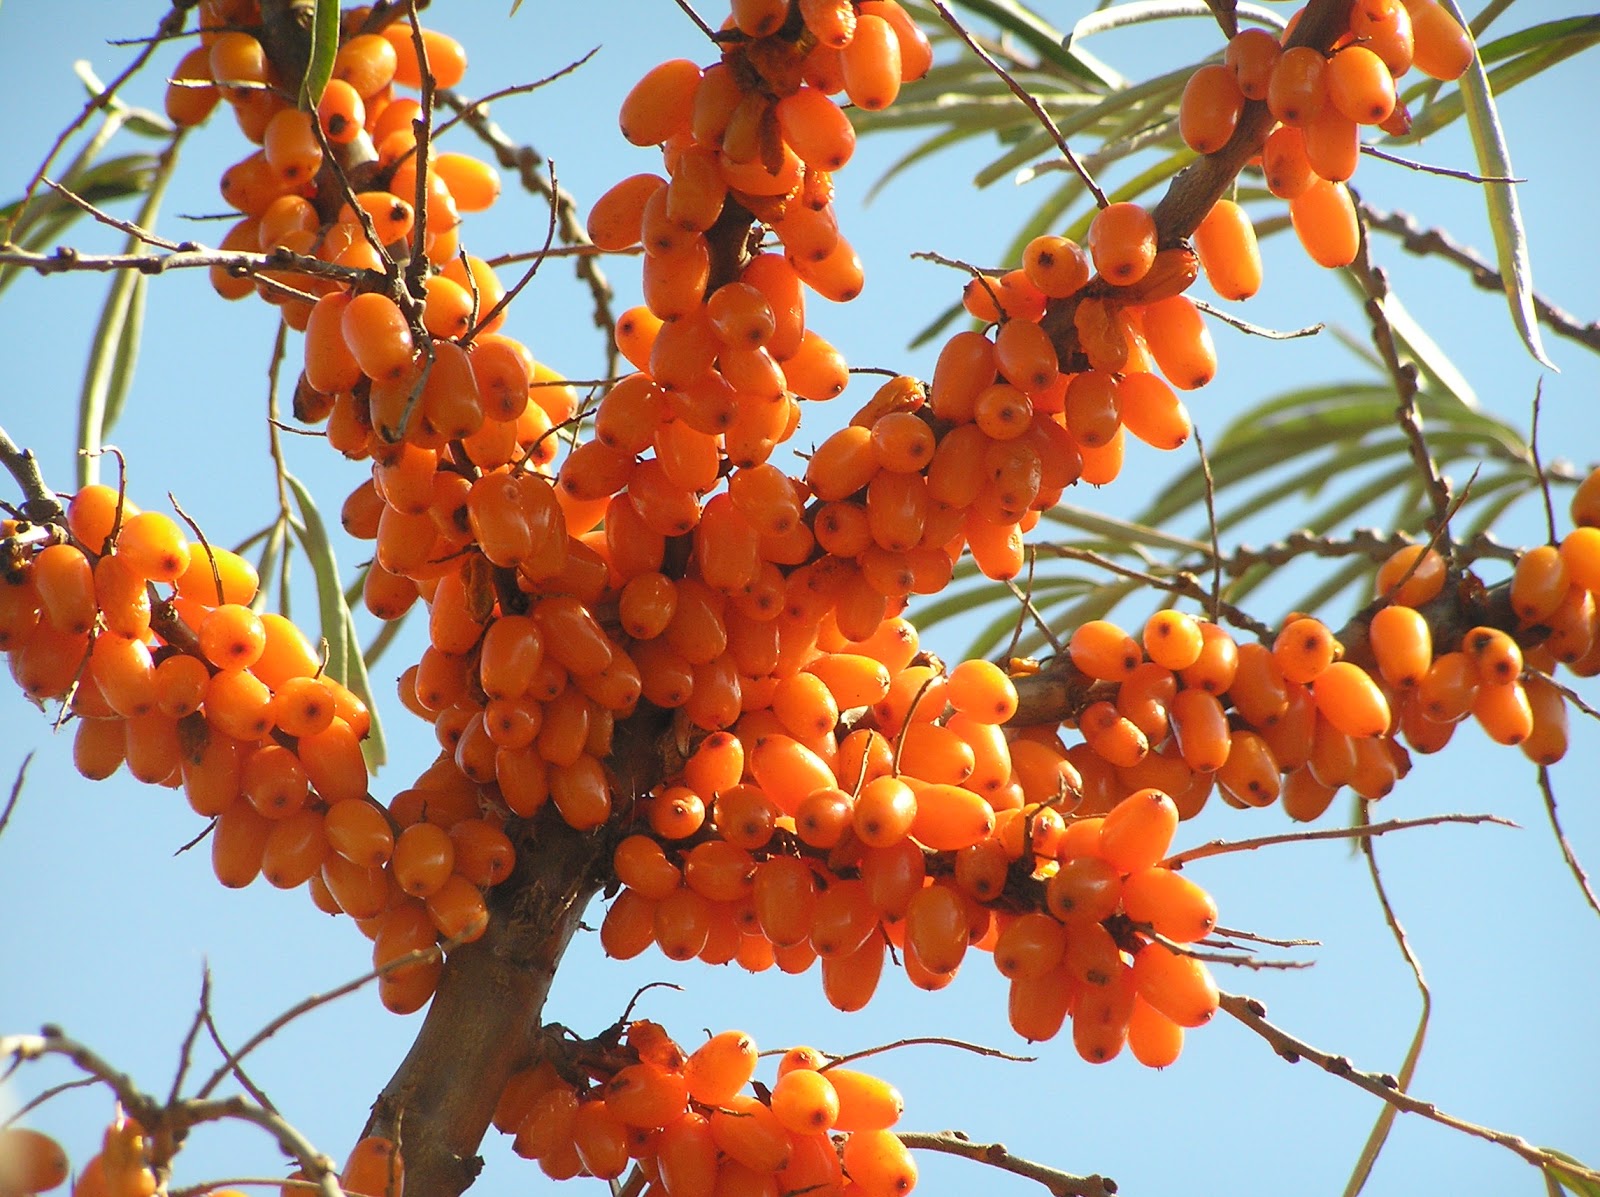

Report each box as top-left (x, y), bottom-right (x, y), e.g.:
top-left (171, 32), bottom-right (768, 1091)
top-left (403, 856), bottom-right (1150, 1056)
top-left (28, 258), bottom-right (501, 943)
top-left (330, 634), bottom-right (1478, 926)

top-left (1, 3), bottom-right (1597, 1196)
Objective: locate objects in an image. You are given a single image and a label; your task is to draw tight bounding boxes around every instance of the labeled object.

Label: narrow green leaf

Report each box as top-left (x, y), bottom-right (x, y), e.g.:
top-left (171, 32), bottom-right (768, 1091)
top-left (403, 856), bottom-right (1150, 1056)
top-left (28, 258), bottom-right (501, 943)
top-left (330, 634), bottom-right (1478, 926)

top-left (1443, 0), bottom-right (1553, 368)
top-left (1068, 0), bottom-right (1283, 43)
top-left (75, 140), bottom-right (181, 487)
top-left (949, 0), bottom-right (1123, 87)
top-left (1039, 504), bottom-right (1211, 555)
top-left (284, 473), bottom-right (386, 769)
top-left (300, 0), bottom-right (341, 110)
top-left (1543, 1150), bottom-right (1600, 1197)
top-left (1398, 22), bottom-right (1600, 142)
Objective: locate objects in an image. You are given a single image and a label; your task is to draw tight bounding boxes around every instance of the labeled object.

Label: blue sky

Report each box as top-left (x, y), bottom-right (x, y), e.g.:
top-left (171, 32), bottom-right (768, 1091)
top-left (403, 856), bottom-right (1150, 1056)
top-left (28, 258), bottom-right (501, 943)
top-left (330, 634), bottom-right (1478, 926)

top-left (1, 3), bottom-right (1597, 1195)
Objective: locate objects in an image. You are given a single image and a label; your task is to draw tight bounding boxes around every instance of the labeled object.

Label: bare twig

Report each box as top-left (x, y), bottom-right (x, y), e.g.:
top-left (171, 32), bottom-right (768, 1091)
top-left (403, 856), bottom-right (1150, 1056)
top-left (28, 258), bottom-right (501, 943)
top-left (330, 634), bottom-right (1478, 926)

top-left (1536, 765), bottom-right (1600, 919)
top-left (2, 4), bottom-right (187, 244)
top-left (434, 85), bottom-right (617, 372)
top-left (195, 946), bottom-right (445, 1099)
top-left (1194, 428), bottom-right (1222, 623)
top-left (1221, 992), bottom-right (1600, 1187)
top-left (1163, 813), bottom-right (1517, 869)
top-left (1349, 209), bottom-right (1454, 533)
top-left (896, 1130), bottom-right (1116, 1197)
top-left (1360, 204), bottom-right (1600, 355)
top-left (1361, 143), bottom-right (1523, 185)
top-left (0, 428), bottom-right (66, 525)
top-left (1342, 804), bottom-right (1431, 1197)
top-left (927, 0), bottom-right (1107, 208)
top-left (0, 753), bottom-right (31, 845)
top-left (823, 1037), bottom-right (1035, 1070)
top-left (1191, 299), bottom-right (1324, 340)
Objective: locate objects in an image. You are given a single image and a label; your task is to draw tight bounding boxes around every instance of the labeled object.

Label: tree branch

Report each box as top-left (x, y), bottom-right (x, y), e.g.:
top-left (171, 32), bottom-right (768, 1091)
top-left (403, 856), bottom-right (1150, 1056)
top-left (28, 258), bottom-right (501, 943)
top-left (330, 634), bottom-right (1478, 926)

top-left (1220, 992), bottom-right (1600, 1187)
top-left (897, 1129), bottom-right (1117, 1197)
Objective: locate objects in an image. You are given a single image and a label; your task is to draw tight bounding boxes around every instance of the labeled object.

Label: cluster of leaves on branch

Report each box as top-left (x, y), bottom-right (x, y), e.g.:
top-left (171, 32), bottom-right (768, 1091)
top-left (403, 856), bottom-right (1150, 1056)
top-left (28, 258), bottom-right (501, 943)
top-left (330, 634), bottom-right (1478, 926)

top-left (3, 0), bottom-right (1600, 1196)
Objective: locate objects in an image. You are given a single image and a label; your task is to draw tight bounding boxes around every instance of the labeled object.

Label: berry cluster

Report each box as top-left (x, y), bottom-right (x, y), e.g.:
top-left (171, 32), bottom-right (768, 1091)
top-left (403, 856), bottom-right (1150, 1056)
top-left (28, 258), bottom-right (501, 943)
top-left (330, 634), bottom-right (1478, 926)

top-left (1181, 0), bottom-right (1476, 269)
top-left (492, 1024), bottom-right (915, 1195)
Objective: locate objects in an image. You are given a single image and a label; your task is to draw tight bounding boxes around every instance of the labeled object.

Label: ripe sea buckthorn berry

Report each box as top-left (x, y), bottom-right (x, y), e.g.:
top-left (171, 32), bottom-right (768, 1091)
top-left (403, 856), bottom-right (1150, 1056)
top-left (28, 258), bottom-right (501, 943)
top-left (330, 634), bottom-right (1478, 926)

top-left (1099, 787), bottom-right (1179, 873)
top-left (1021, 234), bottom-right (1092, 298)
top-left (1088, 202), bottom-right (1158, 286)
top-left (1291, 176), bottom-right (1361, 268)
top-left (946, 658), bottom-right (1018, 723)
top-left (334, 33), bottom-right (397, 97)
top-left (842, 12), bottom-right (903, 110)
top-left (200, 603), bottom-right (268, 671)
top-left (1312, 660), bottom-right (1391, 737)
top-left (1521, 674), bottom-right (1569, 765)
top-left (1473, 677), bottom-right (1533, 746)
top-left (1180, 63), bottom-right (1245, 154)
top-left (1263, 124), bottom-right (1317, 199)
top-left (1409, 0), bottom-right (1474, 80)
top-left (1131, 942), bottom-right (1218, 1027)
top-left (1376, 543), bottom-right (1446, 605)
top-left (342, 292), bottom-right (414, 382)
top-left (1463, 625), bottom-right (1522, 686)
top-left (994, 318), bottom-right (1059, 395)
top-left (777, 86), bottom-right (857, 170)
top-left (1141, 295), bottom-right (1216, 390)
top-left (621, 59), bottom-right (700, 146)
top-left (165, 44), bottom-right (219, 127)
top-left (1368, 604), bottom-right (1432, 689)
top-left (1328, 45), bottom-right (1397, 124)
top-left (1225, 27), bottom-right (1281, 99)
top-left (0, 1126), bottom-right (70, 1194)
top-left (1215, 728), bottom-right (1282, 807)
top-left (1123, 866), bottom-right (1218, 942)
top-left (1559, 526), bottom-right (1600, 591)
top-left (1193, 199), bottom-right (1262, 300)
top-left (316, 77), bottom-right (364, 144)
top-left (118, 510), bottom-right (190, 583)
top-left (1511, 544), bottom-right (1569, 624)
top-left (842, 1129), bottom-right (918, 1197)
top-left (262, 108), bottom-right (321, 183)
top-left (1070, 619), bottom-right (1142, 682)
top-left (1273, 616), bottom-right (1340, 684)
top-left (1129, 992), bottom-right (1185, 1068)
top-left (1143, 609), bottom-right (1205, 670)
top-left (1304, 107), bottom-right (1360, 182)
top-left (1268, 45), bottom-right (1328, 125)
top-left (387, 25), bottom-right (468, 90)
top-left (32, 543), bottom-right (96, 636)
top-left (685, 1029), bottom-right (758, 1107)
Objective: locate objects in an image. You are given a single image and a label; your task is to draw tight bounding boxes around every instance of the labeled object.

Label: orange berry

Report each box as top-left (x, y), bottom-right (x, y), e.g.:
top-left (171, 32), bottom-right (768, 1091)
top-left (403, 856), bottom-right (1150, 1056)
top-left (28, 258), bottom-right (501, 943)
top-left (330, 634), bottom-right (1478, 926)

top-left (1087, 202), bottom-right (1158, 286)
top-left (1180, 63), bottom-right (1245, 154)
top-left (1290, 177), bottom-right (1360, 268)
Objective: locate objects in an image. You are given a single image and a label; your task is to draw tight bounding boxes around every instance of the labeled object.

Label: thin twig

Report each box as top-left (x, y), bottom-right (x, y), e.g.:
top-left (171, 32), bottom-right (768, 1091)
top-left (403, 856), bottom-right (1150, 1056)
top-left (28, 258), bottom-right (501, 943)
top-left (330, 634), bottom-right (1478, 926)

top-left (2, 3), bottom-right (187, 244)
top-left (1360, 204), bottom-right (1600, 355)
top-left (1536, 765), bottom-right (1600, 919)
top-left (1349, 208), bottom-right (1454, 533)
top-left (467, 156), bottom-right (562, 342)
top-left (195, 946), bottom-right (444, 1099)
top-left (1191, 299), bottom-right (1324, 340)
top-left (1530, 380), bottom-right (1555, 545)
top-left (434, 85), bottom-right (617, 372)
top-left (1194, 428), bottom-right (1221, 623)
top-left (1221, 992), bottom-right (1600, 1187)
top-left (1033, 541), bottom-right (1272, 640)
top-left (43, 176), bottom-right (184, 250)
top-left (1162, 813), bottom-right (1517, 869)
top-left (167, 969), bottom-right (213, 1108)
top-left (1341, 804), bottom-right (1431, 1197)
top-left (1211, 926), bottom-right (1320, 949)
top-left (202, 1008), bottom-right (278, 1115)
top-left (1361, 143), bottom-right (1523, 185)
top-left (0, 753), bottom-right (31, 844)
top-left (927, 0), bottom-right (1106, 208)
top-left (823, 1037), bottom-right (1035, 1070)
top-left (896, 1130), bottom-right (1115, 1197)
